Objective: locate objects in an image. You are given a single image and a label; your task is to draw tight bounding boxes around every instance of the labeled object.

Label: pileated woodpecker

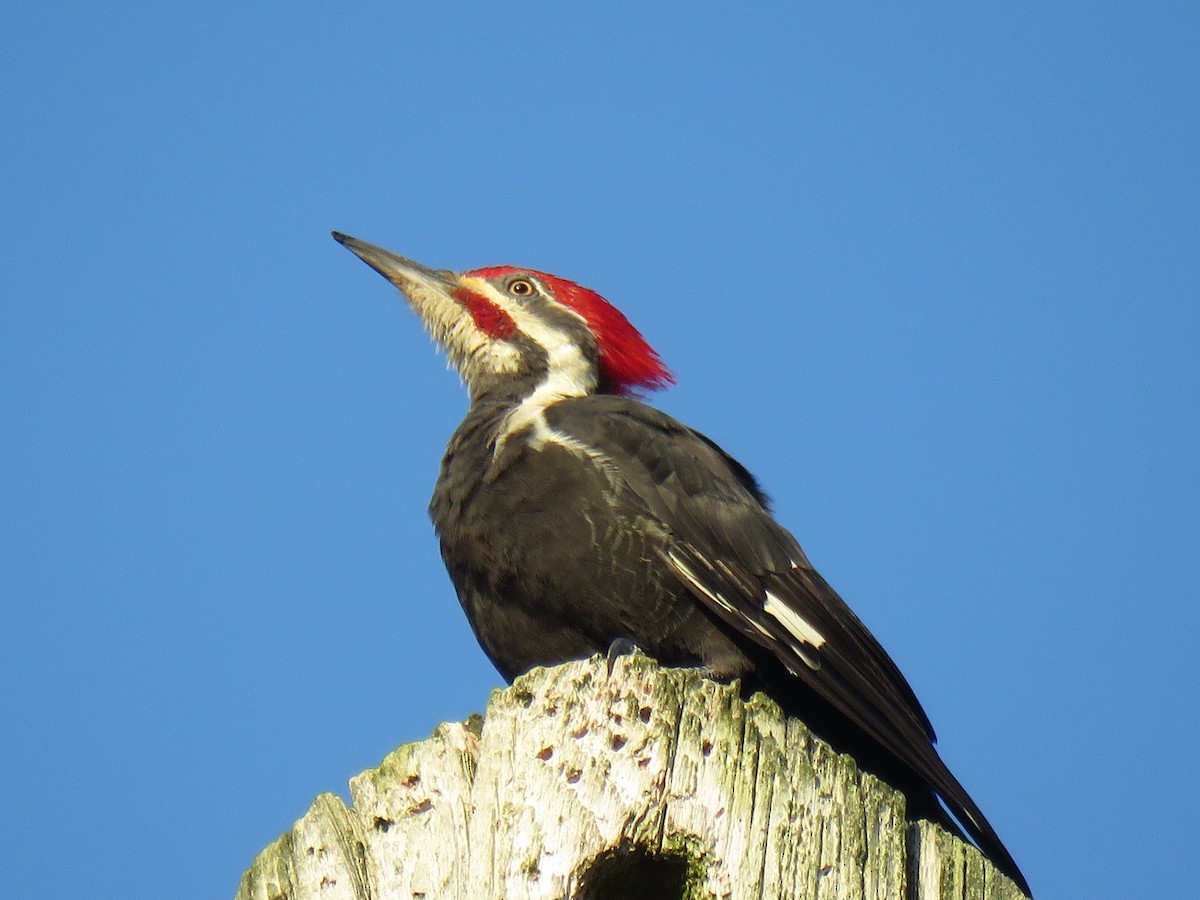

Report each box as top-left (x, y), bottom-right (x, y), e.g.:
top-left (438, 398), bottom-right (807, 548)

top-left (332, 232), bottom-right (1030, 896)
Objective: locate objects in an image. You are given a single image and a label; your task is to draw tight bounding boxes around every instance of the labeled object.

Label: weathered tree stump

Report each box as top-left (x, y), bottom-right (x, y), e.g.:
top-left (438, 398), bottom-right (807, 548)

top-left (236, 653), bottom-right (1024, 900)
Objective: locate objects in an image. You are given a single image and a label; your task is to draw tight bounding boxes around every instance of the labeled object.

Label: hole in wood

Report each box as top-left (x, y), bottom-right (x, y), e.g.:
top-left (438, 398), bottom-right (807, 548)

top-left (576, 841), bottom-right (708, 900)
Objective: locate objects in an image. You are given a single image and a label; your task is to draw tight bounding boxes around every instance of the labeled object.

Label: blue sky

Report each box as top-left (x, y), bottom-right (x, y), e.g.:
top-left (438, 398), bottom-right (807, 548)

top-left (2, 3), bottom-right (1197, 897)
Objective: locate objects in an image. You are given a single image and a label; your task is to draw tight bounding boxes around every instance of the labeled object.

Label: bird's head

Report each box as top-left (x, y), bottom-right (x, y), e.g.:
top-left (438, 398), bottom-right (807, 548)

top-left (333, 232), bottom-right (673, 402)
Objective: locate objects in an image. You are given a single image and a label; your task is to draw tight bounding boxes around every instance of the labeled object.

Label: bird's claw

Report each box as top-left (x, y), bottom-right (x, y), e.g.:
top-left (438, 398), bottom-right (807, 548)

top-left (606, 638), bottom-right (641, 677)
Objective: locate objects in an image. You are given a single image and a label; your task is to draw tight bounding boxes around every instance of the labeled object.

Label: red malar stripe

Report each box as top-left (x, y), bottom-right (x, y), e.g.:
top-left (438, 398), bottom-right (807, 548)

top-left (453, 288), bottom-right (517, 339)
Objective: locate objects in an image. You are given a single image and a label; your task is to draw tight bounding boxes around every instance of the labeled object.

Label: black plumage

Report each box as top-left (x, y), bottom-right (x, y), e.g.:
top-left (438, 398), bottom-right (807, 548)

top-left (333, 232), bottom-right (1031, 897)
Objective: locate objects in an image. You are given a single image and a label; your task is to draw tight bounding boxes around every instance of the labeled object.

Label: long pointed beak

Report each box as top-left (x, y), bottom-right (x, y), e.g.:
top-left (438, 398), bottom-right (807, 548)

top-left (332, 231), bottom-right (460, 297)
top-left (332, 231), bottom-right (502, 389)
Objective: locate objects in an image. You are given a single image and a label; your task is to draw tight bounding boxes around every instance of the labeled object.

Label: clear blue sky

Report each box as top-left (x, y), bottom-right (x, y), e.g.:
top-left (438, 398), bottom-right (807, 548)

top-left (3, 3), bottom-right (1196, 897)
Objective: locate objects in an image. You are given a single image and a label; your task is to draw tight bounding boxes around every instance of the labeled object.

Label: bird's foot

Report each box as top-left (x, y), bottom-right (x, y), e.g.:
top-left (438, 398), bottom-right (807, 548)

top-left (605, 638), bottom-right (642, 677)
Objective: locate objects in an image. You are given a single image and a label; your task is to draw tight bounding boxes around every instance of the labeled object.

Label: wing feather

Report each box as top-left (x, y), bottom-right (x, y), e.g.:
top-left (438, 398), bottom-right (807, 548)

top-left (543, 396), bottom-right (1028, 896)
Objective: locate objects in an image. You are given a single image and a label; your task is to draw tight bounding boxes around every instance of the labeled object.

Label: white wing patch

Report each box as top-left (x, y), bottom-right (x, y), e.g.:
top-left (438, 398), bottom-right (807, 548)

top-left (763, 590), bottom-right (827, 649)
top-left (666, 550), bottom-right (736, 614)
top-left (665, 551), bottom-right (817, 675)
top-left (664, 550), bottom-right (775, 641)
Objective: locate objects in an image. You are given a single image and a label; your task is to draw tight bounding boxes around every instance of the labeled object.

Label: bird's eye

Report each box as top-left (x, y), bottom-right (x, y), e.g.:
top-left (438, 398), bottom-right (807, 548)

top-left (508, 278), bottom-right (535, 297)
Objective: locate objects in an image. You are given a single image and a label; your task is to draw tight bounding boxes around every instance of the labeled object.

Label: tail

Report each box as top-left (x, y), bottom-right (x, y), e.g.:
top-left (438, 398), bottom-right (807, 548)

top-left (923, 755), bottom-right (1032, 897)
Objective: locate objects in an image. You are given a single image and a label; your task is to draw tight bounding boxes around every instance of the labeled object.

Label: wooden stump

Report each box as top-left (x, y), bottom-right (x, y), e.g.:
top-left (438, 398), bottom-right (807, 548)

top-left (236, 653), bottom-right (1025, 900)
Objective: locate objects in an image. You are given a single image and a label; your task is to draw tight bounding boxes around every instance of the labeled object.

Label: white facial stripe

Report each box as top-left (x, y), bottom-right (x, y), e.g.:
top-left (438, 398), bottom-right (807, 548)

top-left (459, 276), bottom-right (597, 398)
top-left (763, 591), bottom-right (827, 649)
top-left (461, 277), bottom-right (603, 458)
top-left (505, 403), bottom-right (594, 456)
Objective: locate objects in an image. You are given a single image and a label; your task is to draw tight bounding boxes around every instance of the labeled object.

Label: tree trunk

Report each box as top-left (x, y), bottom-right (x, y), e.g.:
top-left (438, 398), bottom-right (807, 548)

top-left (235, 653), bottom-right (1025, 900)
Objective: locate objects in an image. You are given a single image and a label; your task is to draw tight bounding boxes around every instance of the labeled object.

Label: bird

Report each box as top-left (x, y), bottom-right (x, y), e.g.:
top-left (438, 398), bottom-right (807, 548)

top-left (332, 231), bottom-right (1031, 896)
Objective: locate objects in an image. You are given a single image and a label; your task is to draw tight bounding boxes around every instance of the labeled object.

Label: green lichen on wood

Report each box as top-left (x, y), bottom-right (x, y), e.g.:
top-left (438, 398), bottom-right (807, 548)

top-left (235, 654), bottom-right (1024, 900)
top-left (910, 820), bottom-right (1028, 900)
top-left (236, 830), bottom-right (295, 900)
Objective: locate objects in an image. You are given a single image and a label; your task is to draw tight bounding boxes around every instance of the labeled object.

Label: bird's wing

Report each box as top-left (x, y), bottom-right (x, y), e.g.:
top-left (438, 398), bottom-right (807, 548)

top-left (547, 396), bottom-right (935, 746)
top-left (544, 396), bottom-right (1028, 894)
